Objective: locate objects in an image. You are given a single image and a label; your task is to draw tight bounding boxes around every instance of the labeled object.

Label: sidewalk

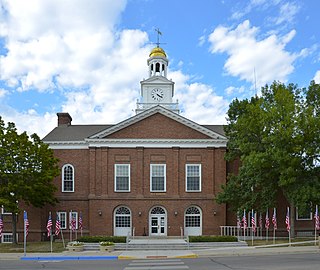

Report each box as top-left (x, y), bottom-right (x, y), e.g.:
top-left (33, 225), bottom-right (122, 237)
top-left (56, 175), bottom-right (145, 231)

top-left (1, 245), bottom-right (319, 260)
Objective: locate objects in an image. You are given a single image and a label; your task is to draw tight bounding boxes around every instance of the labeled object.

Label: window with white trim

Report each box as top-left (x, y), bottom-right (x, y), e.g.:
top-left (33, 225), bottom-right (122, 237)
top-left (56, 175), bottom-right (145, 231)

top-left (115, 207), bottom-right (131, 228)
top-left (296, 207), bottom-right (312, 220)
top-left (185, 206), bottom-right (201, 227)
top-left (115, 164), bottom-right (130, 192)
top-left (57, 212), bottom-right (67, 229)
top-left (186, 164), bottom-right (201, 192)
top-left (1, 233), bottom-right (15, 243)
top-left (1, 206), bottom-right (12, 215)
top-left (69, 211), bottom-right (78, 229)
top-left (62, 164), bottom-right (74, 192)
top-left (150, 164), bottom-right (166, 192)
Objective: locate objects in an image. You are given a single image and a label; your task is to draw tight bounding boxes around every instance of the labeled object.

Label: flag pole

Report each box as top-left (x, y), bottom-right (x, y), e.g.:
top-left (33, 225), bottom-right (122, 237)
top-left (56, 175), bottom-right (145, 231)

top-left (315, 205), bottom-right (318, 246)
top-left (251, 210), bottom-right (254, 246)
top-left (69, 210), bottom-right (72, 242)
top-left (61, 226), bottom-right (66, 248)
top-left (50, 212), bottom-right (53, 253)
top-left (23, 211), bottom-right (27, 257)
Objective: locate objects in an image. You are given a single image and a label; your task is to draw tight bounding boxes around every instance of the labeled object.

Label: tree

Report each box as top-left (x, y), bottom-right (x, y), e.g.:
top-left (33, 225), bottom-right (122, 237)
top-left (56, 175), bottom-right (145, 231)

top-left (0, 117), bottom-right (59, 244)
top-left (216, 81), bottom-right (320, 236)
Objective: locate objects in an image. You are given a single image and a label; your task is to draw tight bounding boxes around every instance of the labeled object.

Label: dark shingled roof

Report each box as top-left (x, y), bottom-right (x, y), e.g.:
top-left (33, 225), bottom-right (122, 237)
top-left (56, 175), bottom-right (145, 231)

top-left (42, 124), bottom-right (225, 142)
top-left (42, 125), bottom-right (114, 141)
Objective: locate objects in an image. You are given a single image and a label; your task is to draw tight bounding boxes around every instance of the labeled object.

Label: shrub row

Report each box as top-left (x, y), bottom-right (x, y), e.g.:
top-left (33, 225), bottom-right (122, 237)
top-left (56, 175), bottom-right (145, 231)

top-left (77, 235), bottom-right (237, 243)
top-left (77, 236), bottom-right (126, 243)
top-left (189, 235), bottom-right (238, 242)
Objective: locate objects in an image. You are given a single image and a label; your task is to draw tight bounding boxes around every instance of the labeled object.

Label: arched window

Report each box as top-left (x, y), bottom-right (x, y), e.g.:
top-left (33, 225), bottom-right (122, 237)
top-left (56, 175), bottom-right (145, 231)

top-left (185, 206), bottom-right (202, 236)
top-left (114, 206), bottom-right (131, 236)
top-left (150, 206), bottom-right (166, 215)
top-left (62, 164), bottom-right (74, 192)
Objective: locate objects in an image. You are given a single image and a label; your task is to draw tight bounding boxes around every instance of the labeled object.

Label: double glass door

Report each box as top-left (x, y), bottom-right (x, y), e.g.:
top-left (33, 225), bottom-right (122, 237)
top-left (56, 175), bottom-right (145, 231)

top-left (150, 215), bottom-right (166, 236)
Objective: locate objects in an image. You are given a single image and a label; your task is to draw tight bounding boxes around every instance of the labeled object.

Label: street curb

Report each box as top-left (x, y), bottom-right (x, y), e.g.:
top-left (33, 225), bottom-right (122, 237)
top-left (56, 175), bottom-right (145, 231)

top-left (20, 256), bottom-right (118, 261)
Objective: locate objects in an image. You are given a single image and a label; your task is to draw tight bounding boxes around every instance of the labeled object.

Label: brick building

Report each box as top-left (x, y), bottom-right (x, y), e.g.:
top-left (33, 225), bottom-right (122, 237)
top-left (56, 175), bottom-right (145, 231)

top-left (39, 45), bottom-right (229, 239)
top-left (1, 46), bottom-right (315, 243)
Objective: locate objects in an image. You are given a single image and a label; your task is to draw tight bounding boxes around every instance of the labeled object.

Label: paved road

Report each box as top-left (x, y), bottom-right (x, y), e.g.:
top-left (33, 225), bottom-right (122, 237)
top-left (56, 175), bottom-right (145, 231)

top-left (1, 253), bottom-right (320, 270)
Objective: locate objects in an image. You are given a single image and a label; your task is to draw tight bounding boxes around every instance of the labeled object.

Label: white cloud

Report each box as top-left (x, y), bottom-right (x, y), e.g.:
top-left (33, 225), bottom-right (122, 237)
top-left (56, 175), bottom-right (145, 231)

top-left (0, 0), bottom-right (231, 137)
top-left (314, 71), bottom-right (320, 83)
top-left (208, 20), bottom-right (298, 88)
top-left (272, 2), bottom-right (300, 25)
top-left (171, 70), bottom-right (229, 124)
top-left (0, 88), bottom-right (8, 98)
top-left (225, 85), bottom-right (245, 96)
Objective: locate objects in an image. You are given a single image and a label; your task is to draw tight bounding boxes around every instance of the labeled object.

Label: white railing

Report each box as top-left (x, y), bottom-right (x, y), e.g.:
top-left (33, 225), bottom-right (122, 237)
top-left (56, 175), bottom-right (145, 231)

top-left (220, 226), bottom-right (264, 239)
top-left (136, 102), bottom-right (180, 114)
top-left (180, 227), bottom-right (184, 239)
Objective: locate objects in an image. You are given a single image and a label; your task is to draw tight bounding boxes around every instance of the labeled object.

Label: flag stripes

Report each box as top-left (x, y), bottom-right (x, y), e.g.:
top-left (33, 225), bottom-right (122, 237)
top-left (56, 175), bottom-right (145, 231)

top-left (0, 214), bottom-right (3, 237)
top-left (47, 212), bottom-right (52, 237)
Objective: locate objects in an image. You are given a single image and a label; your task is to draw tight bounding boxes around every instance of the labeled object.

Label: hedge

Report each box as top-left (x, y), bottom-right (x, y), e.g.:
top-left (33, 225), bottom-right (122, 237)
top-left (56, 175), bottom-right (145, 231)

top-left (77, 236), bottom-right (126, 243)
top-left (188, 235), bottom-right (238, 242)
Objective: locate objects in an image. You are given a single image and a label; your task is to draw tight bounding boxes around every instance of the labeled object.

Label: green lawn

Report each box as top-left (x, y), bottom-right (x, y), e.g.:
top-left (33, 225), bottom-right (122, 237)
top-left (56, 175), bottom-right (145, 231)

top-left (0, 242), bottom-right (65, 253)
top-left (246, 238), bottom-right (317, 247)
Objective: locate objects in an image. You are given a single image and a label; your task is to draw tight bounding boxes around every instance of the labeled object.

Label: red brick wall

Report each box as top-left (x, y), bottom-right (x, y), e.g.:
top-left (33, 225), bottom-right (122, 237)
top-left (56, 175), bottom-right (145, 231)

top-left (106, 113), bottom-right (211, 139)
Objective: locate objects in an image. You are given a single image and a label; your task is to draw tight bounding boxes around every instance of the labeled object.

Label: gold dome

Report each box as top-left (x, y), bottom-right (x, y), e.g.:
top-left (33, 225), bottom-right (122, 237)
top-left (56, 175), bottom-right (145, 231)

top-left (149, 47), bottom-right (167, 58)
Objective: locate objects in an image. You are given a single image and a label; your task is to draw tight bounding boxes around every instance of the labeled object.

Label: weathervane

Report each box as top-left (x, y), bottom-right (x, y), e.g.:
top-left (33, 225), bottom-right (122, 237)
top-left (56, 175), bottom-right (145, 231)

top-left (154, 28), bottom-right (166, 48)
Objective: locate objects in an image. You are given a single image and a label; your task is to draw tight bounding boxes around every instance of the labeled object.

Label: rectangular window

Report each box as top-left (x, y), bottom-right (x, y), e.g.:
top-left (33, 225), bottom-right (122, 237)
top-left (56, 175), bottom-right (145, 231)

top-left (185, 216), bottom-right (201, 227)
top-left (186, 164), bottom-right (201, 192)
top-left (150, 164), bottom-right (166, 192)
top-left (296, 208), bottom-right (312, 220)
top-left (1, 206), bottom-right (12, 215)
top-left (115, 164), bottom-right (130, 192)
top-left (69, 212), bottom-right (78, 229)
top-left (1, 233), bottom-right (15, 243)
top-left (57, 212), bottom-right (67, 229)
top-left (115, 216), bottom-right (131, 228)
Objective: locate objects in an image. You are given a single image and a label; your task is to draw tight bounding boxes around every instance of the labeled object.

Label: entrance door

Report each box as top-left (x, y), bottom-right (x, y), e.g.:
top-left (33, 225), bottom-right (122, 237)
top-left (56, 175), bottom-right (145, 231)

top-left (149, 206), bottom-right (167, 236)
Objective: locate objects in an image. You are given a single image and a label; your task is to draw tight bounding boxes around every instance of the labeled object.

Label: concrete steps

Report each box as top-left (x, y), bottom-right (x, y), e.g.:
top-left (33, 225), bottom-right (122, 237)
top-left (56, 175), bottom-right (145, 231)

top-left (83, 237), bottom-right (247, 251)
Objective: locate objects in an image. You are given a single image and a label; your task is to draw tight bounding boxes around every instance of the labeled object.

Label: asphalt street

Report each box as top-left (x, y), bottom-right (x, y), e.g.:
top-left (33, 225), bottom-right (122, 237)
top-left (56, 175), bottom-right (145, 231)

top-left (1, 253), bottom-right (320, 270)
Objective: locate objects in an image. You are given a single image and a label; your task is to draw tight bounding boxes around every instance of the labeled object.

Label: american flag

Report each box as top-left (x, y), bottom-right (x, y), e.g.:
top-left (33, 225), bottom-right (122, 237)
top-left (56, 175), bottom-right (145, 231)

top-left (70, 212), bottom-right (76, 232)
top-left (285, 207), bottom-right (290, 232)
top-left (259, 213), bottom-right (263, 228)
top-left (265, 210), bottom-right (270, 230)
top-left (315, 205), bottom-right (320, 231)
top-left (251, 210), bottom-right (256, 233)
top-left (46, 212), bottom-right (52, 237)
top-left (55, 213), bottom-right (61, 236)
top-left (272, 207), bottom-right (277, 230)
top-left (0, 214), bottom-right (3, 237)
top-left (78, 212), bottom-right (83, 231)
top-left (242, 209), bottom-right (247, 229)
top-left (236, 211), bottom-right (241, 229)
top-left (24, 211), bottom-right (29, 237)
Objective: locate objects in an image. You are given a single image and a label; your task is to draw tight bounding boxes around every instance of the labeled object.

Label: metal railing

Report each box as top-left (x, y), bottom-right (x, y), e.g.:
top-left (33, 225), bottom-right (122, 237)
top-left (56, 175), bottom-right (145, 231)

top-left (136, 102), bottom-right (180, 114)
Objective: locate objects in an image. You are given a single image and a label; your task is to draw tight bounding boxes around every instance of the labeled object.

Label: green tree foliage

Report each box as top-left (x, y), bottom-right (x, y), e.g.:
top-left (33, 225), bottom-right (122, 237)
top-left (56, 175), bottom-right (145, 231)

top-left (216, 81), bottom-right (320, 216)
top-left (0, 117), bottom-right (59, 243)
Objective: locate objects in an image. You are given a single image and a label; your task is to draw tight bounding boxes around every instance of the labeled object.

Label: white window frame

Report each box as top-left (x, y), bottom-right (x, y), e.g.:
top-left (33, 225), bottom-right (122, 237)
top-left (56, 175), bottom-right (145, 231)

top-left (1, 206), bottom-right (12, 215)
top-left (185, 164), bottom-right (201, 192)
top-left (296, 208), bottom-right (312, 220)
top-left (1, 233), bottom-right (18, 243)
top-left (69, 211), bottom-right (78, 229)
top-left (114, 164), bottom-right (131, 192)
top-left (57, 211), bottom-right (67, 229)
top-left (150, 164), bottom-right (166, 192)
top-left (62, 164), bottom-right (75, 192)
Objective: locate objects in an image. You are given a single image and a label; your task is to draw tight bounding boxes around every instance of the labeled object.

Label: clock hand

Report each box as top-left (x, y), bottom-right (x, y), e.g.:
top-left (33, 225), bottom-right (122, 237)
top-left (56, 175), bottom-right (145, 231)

top-left (157, 93), bottom-right (163, 98)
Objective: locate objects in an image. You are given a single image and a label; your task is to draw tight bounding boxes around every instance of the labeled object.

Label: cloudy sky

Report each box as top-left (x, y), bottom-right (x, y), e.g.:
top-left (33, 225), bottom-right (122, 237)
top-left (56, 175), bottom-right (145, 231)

top-left (0, 0), bottom-right (319, 137)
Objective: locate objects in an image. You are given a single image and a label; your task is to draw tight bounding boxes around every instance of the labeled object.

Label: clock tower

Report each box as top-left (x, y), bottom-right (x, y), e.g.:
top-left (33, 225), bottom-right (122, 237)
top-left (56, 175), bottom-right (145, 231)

top-left (136, 43), bottom-right (179, 114)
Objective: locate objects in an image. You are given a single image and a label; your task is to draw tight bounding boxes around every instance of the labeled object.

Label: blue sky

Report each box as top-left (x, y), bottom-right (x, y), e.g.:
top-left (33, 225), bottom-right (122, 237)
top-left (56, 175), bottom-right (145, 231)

top-left (0, 0), bottom-right (319, 137)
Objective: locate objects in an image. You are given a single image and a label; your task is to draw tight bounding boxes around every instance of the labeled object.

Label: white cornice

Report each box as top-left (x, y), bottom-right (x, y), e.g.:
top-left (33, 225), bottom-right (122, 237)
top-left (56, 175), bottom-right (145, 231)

top-left (45, 138), bottom-right (227, 149)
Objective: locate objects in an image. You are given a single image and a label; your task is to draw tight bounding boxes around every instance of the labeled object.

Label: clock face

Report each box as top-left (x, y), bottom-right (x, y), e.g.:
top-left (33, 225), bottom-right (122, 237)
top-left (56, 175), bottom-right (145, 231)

top-left (151, 88), bottom-right (164, 101)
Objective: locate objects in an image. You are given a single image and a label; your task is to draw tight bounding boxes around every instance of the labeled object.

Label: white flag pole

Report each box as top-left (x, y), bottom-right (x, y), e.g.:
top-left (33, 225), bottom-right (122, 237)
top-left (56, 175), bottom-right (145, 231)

top-left (49, 212), bottom-right (53, 253)
top-left (23, 211), bottom-right (27, 257)
top-left (315, 205), bottom-right (318, 246)
top-left (69, 210), bottom-right (72, 242)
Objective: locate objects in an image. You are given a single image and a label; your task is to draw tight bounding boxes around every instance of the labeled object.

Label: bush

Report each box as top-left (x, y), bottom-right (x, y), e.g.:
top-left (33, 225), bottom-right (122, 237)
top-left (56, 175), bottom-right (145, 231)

top-left (189, 235), bottom-right (238, 242)
top-left (77, 236), bottom-right (126, 243)
top-left (99, 241), bottom-right (115, 246)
